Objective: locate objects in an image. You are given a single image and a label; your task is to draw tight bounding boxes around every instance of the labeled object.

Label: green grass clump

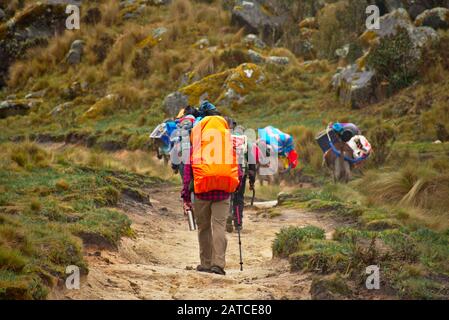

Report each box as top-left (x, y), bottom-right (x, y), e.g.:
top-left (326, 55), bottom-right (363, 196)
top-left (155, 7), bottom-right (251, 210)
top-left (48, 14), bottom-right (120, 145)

top-left (289, 239), bottom-right (351, 274)
top-left (273, 226), bottom-right (325, 258)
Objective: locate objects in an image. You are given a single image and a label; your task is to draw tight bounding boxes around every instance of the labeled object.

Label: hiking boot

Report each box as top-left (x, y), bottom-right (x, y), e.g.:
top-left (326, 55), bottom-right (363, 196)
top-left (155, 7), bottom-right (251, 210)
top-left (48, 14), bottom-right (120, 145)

top-left (196, 265), bottom-right (212, 273)
top-left (210, 266), bottom-right (226, 276)
top-left (226, 217), bottom-right (234, 233)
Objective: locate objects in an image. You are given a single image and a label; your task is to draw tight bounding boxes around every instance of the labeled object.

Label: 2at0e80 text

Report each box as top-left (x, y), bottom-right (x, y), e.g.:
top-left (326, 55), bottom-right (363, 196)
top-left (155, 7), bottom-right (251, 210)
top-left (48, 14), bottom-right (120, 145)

top-left (221, 304), bottom-right (272, 316)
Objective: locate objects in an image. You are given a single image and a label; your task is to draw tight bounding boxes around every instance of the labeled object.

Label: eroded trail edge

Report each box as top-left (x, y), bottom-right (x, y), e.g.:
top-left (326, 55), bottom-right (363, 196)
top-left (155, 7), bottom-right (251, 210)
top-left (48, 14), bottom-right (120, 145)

top-left (52, 186), bottom-right (340, 300)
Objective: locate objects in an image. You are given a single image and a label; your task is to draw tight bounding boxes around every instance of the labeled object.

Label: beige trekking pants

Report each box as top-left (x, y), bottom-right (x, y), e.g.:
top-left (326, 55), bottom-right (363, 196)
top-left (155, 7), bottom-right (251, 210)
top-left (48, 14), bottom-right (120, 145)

top-left (194, 198), bottom-right (230, 270)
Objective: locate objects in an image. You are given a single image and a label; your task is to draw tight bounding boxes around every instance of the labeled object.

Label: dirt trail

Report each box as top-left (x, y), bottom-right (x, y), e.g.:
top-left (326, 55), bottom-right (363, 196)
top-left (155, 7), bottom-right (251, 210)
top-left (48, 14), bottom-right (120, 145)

top-left (51, 186), bottom-right (340, 300)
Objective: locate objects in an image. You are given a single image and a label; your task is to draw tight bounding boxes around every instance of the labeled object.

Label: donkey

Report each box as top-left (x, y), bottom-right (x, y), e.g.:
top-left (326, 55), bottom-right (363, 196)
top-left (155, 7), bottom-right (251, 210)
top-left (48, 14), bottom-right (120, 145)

top-left (323, 141), bottom-right (354, 183)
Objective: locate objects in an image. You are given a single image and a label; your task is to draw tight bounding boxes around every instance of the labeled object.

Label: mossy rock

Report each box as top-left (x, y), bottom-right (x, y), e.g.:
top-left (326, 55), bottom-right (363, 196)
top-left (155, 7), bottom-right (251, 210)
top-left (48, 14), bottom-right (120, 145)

top-left (310, 273), bottom-right (353, 300)
top-left (223, 63), bottom-right (265, 97)
top-left (180, 70), bottom-right (232, 106)
top-left (136, 35), bottom-right (159, 49)
top-left (178, 63), bottom-right (265, 107)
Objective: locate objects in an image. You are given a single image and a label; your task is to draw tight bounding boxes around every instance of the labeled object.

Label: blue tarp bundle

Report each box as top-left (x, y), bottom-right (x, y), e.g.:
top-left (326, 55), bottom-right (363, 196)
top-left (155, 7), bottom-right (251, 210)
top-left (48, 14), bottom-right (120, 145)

top-left (258, 126), bottom-right (294, 156)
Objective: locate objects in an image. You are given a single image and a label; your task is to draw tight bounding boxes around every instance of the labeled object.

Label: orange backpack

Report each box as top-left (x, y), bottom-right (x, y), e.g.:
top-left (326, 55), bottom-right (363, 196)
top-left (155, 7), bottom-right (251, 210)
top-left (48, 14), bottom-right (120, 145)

top-left (191, 116), bottom-right (240, 194)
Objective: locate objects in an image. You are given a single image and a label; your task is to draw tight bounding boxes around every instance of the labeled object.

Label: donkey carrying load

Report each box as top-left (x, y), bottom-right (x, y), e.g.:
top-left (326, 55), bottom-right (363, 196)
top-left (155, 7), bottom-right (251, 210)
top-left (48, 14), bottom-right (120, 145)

top-left (316, 124), bottom-right (372, 183)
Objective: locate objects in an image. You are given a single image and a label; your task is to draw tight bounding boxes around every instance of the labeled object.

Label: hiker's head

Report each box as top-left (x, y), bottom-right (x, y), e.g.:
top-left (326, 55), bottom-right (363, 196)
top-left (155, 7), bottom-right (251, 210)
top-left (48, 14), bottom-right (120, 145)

top-left (199, 101), bottom-right (220, 117)
top-left (184, 105), bottom-right (200, 118)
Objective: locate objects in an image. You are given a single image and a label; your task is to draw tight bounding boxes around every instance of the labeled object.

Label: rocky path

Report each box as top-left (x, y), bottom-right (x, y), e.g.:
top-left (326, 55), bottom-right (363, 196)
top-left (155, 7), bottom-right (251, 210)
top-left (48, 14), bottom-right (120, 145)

top-left (51, 186), bottom-right (340, 300)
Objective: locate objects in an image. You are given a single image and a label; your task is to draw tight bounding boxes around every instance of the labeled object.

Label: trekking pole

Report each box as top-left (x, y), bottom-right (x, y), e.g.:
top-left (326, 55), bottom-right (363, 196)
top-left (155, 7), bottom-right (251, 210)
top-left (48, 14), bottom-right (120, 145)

top-left (235, 206), bottom-right (243, 272)
top-left (250, 188), bottom-right (255, 206)
top-left (183, 201), bottom-right (197, 231)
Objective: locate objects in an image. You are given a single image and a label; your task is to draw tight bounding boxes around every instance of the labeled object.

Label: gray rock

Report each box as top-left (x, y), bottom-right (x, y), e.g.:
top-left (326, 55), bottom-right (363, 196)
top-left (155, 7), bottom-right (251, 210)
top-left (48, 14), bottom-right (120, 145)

top-left (335, 44), bottom-right (350, 59)
top-left (231, 0), bottom-right (286, 44)
top-left (0, 3), bottom-right (67, 87)
top-left (333, 65), bottom-right (377, 109)
top-left (25, 89), bottom-right (47, 99)
top-left (152, 27), bottom-right (168, 40)
top-left (163, 92), bottom-right (189, 117)
top-left (0, 8), bottom-right (6, 21)
top-left (66, 39), bottom-right (84, 65)
top-left (415, 7), bottom-right (449, 30)
top-left (66, 49), bottom-right (82, 65)
top-left (243, 34), bottom-right (266, 49)
top-left (0, 100), bottom-right (32, 119)
top-left (247, 49), bottom-right (265, 64)
top-left (50, 102), bottom-right (74, 117)
top-left (70, 39), bottom-right (85, 52)
top-left (267, 56), bottom-right (290, 65)
top-left (362, 9), bottom-right (439, 61)
top-left (195, 38), bottom-right (210, 49)
top-left (377, 0), bottom-right (449, 20)
top-left (149, 0), bottom-right (172, 5)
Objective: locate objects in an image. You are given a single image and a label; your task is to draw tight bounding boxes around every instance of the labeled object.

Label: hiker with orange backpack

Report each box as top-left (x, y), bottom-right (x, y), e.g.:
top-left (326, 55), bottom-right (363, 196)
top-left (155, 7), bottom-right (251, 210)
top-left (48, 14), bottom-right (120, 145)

top-left (181, 101), bottom-right (242, 276)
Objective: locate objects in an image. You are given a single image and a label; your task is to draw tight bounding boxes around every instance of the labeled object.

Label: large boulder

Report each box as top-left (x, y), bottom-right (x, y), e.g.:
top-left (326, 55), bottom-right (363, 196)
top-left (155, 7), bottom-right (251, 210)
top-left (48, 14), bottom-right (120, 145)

top-left (221, 63), bottom-right (265, 106)
top-left (360, 8), bottom-right (439, 74)
top-left (333, 65), bottom-right (378, 109)
top-left (0, 3), bottom-right (67, 87)
top-left (165, 63), bottom-right (265, 111)
top-left (231, 0), bottom-right (287, 44)
top-left (179, 70), bottom-right (232, 107)
top-left (163, 92), bottom-right (189, 117)
top-left (334, 9), bottom-right (439, 108)
top-left (415, 7), bottom-right (449, 29)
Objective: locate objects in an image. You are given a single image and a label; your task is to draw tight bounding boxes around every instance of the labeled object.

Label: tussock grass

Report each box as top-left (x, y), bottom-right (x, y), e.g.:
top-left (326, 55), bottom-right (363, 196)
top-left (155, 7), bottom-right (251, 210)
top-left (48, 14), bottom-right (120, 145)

top-left (286, 125), bottom-right (323, 172)
top-left (359, 166), bottom-right (449, 213)
top-left (100, 0), bottom-right (121, 27)
top-left (169, 0), bottom-right (194, 23)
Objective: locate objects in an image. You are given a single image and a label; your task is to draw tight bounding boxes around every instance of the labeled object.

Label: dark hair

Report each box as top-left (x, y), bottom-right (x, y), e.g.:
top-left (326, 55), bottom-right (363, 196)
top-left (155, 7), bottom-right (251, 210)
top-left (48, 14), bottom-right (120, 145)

top-left (184, 106), bottom-right (200, 118)
top-left (203, 109), bottom-right (221, 117)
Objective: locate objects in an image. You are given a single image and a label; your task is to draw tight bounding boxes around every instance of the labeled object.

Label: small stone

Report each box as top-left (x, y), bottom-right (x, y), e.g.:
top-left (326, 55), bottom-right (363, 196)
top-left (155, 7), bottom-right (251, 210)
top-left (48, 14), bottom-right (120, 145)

top-left (267, 56), bottom-right (290, 65)
top-left (195, 38), bottom-right (210, 49)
